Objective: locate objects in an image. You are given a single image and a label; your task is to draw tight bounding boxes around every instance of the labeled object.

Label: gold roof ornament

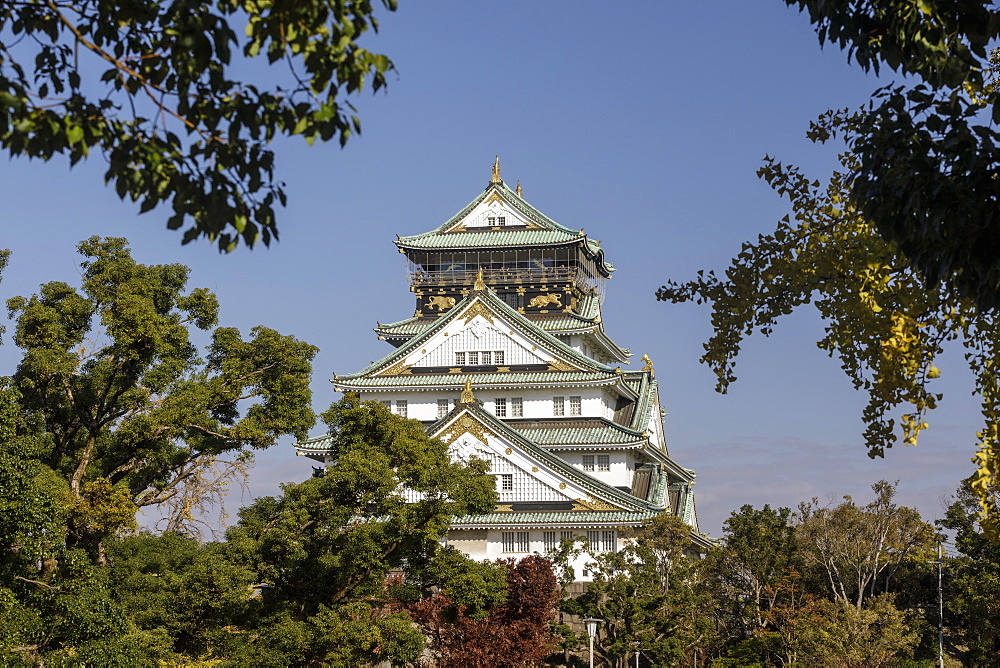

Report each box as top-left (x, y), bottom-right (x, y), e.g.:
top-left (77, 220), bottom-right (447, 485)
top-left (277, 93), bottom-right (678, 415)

top-left (516, 180), bottom-right (523, 197)
top-left (474, 267), bottom-right (486, 291)
top-left (641, 353), bottom-right (655, 377)
top-left (460, 376), bottom-right (476, 404)
top-left (491, 155), bottom-right (502, 183)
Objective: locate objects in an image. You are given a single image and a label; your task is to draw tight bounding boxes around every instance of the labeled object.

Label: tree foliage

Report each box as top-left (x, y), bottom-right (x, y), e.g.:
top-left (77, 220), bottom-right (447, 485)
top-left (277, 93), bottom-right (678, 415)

top-left (570, 514), bottom-right (717, 667)
top-left (410, 555), bottom-right (561, 667)
top-left (0, 0), bottom-right (397, 250)
top-left (0, 237), bottom-right (318, 663)
top-left (938, 479), bottom-right (1000, 664)
top-left (783, 1), bottom-right (1000, 308)
top-left (657, 145), bottom-right (1000, 535)
top-left (795, 481), bottom-right (935, 609)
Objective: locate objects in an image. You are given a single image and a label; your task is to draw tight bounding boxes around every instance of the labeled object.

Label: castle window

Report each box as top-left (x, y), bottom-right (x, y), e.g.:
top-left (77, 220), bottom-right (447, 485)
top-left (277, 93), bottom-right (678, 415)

top-left (455, 352), bottom-right (466, 365)
top-left (500, 474), bottom-right (513, 491)
top-left (602, 531), bottom-right (617, 551)
top-left (570, 396), bottom-right (582, 416)
top-left (598, 454), bottom-right (610, 471)
top-left (560, 530), bottom-right (575, 543)
top-left (502, 531), bottom-right (529, 552)
top-left (481, 351), bottom-right (492, 365)
top-left (497, 215), bottom-right (506, 226)
top-left (543, 531), bottom-right (558, 552)
top-left (380, 400), bottom-right (391, 409)
top-left (553, 396), bottom-right (565, 416)
top-left (586, 530), bottom-right (600, 549)
top-left (395, 400), bottom-right (407, 418)
top-left (494, 398), bottom-right (507, 417)
top-left (468, 351), bottom-right (479, 365)
top-left (511, 397), bottom-right (523, 417)
top-left (495, 350), bottom-right (505, 364)
top-left (437, 399), bottom-right (450, 418)
top-left (583, 455), bottom-right (595, 472)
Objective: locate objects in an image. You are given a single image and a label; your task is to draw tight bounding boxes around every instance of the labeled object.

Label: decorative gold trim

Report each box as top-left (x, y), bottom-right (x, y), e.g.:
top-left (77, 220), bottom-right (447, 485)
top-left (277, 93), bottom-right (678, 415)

top-left (572, 496), bottom-right (620, 511)
top-left (495, 504), bottom-right (513, 512)
top-left (448, 367), bottom-right (462, 374)
top-left (641, 353), bottom-right (655, 377)
top-left (496, 366), bottom-right (511, 373)
top-left (461, 301), bottom-right (496, 325)
top-left (485, 191), bottom-right (503, 205)
top-left (505, 448), bottom-right (512, 455)
top-left (547, 359), bottom-right (577, 372)
top-left (491, 156), bottom-right (502, 183)
top-left (377, 359), bottom-right (412, 376)
top-left (516, 181), bottom-right (523, 197)
top-left (559, 482), bottom-right (567, 489)
top-left (531, 466), bottom-right (539, 472)
top-left (474, 268), bottom-right (486, 291)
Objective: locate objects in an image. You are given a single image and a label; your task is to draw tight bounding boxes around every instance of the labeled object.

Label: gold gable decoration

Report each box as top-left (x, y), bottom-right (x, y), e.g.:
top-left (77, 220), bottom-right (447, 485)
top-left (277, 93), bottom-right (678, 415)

top-left (572, 496), bottom-right (621, 512)
top-left (376, 359), bottom-right (412, 376)
top-left (461, 301), bottom-right (496, 325)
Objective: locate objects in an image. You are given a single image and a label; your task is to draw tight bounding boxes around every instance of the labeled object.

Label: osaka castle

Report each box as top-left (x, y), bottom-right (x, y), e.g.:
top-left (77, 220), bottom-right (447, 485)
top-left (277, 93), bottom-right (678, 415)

top-left (296, 158), bottom-right (710, 578)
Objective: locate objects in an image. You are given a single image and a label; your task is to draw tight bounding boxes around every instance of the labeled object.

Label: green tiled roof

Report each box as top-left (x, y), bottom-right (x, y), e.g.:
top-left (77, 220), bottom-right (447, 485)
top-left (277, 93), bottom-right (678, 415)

top-left (512, 420), bottom-right (645, 446)
top-left (399, 229), bottom-right (585, 249)
top-left (451, 510), bottom-right (663, 527)
top-left (334, 371), bottom-right (620, 389)
top-left (396, 181), bottom-right (614, 274)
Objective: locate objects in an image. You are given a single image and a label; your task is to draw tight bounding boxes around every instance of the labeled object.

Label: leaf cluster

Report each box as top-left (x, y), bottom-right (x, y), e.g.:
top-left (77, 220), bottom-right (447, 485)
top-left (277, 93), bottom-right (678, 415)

top-left (657, 142), bottom-right (1000, 535)
top-left (0, 0), bottom-right (397, 250)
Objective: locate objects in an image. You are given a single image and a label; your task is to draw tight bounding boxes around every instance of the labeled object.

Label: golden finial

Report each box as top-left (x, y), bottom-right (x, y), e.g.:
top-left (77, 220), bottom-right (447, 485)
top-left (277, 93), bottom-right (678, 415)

top-left (460, 376), bottom-right (476, 404)
top-left (491, 155), bottom-right (502, 183)
top-left (641, 353), bottom-right (655, 377)
top-left (474, 267), bottom-right (486, 291)
top-left (516, 180), bottom-right (523, 197)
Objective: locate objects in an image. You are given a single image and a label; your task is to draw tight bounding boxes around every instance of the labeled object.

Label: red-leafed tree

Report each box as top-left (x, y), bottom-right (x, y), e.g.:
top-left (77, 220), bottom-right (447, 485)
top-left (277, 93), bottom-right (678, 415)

top-left (410, 555), bottom-right (561, 667)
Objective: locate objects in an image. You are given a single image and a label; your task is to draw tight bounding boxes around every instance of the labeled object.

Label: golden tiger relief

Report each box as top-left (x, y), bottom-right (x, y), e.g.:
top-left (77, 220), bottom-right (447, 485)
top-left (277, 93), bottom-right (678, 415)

top-left (427, 296), bottom-right (456, 311)
top-left (528, 293), bottom-right (562, 308)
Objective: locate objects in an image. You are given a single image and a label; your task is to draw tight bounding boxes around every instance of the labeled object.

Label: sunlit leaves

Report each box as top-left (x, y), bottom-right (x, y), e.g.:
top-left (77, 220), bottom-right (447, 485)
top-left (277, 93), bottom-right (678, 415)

top-left (657, 147), bottom-right (1000, 537)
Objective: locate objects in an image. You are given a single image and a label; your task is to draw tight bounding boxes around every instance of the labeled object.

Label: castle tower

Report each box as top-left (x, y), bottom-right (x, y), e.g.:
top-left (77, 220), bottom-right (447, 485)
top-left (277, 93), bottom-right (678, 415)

top-left (297, 160), bottom-right (709, 577)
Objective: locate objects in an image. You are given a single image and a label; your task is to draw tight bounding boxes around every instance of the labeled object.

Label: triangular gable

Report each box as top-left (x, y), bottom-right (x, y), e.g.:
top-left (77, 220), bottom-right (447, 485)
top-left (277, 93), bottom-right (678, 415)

top-left (402, 181), bottom-right (580, 240)
top-left (337, 286), bottom-right (618, 381)
top-left (430, 402), bottom-right (660, 513)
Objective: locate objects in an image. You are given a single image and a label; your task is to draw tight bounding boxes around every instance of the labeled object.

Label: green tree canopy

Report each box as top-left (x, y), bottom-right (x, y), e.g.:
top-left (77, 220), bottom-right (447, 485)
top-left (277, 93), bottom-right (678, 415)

top-left (0, 0), bottom-right (396, 250)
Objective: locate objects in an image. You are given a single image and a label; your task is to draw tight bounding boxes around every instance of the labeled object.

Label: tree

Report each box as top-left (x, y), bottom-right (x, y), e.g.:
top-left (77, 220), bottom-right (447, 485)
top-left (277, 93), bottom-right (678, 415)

top-left (657, 146), bottom-right (1000, 535)
top-left (937, 479), bottom-right (1000, 664)
top-left (708, 504), bottom-right (798, 642)
top-left (780, 1), bottom-right (1000, 308)
top-left (0, 0), bottom-right (397, 251)
top-left (794, 481), bottom-right (934, 609)
top-left (571, 514), bottom-right (716, 667)
top-left (805, 594), bottom-right (920, 667)
top-left (214, 396), bottom-right (498, 666)
top-left (410, 555), bottom-right (561, 667)
top-left (0, 237), bottom-right (317, 662)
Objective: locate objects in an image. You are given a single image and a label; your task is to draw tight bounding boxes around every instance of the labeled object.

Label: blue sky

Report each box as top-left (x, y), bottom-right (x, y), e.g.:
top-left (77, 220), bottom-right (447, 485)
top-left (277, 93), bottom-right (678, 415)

top-left (0, 2), bottom-right (980, 535)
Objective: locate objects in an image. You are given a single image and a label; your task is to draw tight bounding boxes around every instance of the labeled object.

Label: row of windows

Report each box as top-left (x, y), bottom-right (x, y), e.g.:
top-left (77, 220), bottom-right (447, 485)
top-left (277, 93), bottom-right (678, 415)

top-left (381, 400), bottom-right (407, 418)
top-left (583, 455), bottom-right (610, 472)
top-left (383, 396), bottom-right (583, 419)
top-left (553, 396), bottom-right (582, 416)
top-left (501, 530), bottom-right (617, 553)
top-left (455, 351), bottom-right (505, 365)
